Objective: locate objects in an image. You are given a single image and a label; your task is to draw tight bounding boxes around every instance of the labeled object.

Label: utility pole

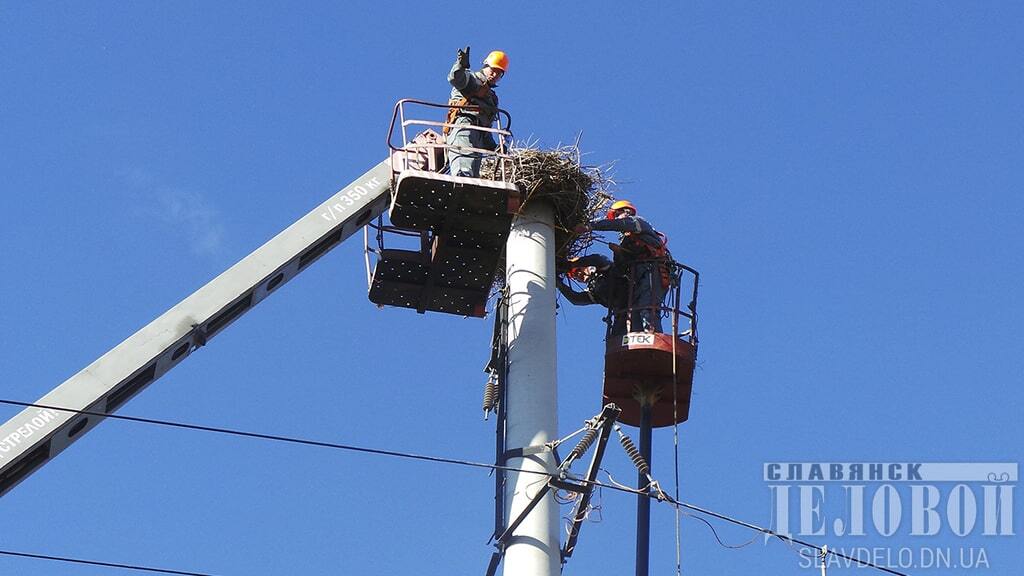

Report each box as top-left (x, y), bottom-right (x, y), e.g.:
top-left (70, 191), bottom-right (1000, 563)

top-left (635, 397), bottom-right (655, 576)
top-left (502, 200), bottom-right (560, 576)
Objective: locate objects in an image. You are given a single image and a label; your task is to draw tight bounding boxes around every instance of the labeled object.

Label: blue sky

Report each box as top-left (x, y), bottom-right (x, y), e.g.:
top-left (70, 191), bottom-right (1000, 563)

top-left (1, 2), bottom-right (1021, 575)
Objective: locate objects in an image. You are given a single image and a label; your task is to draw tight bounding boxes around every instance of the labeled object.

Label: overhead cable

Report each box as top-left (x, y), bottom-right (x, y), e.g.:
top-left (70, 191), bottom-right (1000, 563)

top-left (0, 398), bottom-right (908, 576)
top-left (0, 548), bottom-right (218, 576)
top-left (0, 399), bottom-right (541, 478)
top-left (655, 496), bottom-right (910, 576)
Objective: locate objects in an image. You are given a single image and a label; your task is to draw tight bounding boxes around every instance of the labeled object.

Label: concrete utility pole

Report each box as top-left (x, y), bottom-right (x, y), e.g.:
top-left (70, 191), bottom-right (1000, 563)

top-left (503, 200), bottom-right (560, 576)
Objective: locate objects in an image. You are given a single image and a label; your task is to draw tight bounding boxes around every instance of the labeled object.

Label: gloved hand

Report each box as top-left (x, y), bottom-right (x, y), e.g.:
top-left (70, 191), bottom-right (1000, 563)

top-left (457, 46), bottom-right (471, 69)
top-left (573, 223), bottom-right (590, 235)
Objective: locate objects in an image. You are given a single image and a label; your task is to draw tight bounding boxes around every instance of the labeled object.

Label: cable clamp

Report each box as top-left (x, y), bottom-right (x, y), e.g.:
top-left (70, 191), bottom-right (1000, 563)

top-left (649, 480), bottom-right (668, 501)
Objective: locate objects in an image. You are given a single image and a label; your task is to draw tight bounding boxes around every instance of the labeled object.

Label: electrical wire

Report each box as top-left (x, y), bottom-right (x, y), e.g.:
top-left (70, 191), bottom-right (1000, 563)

top-left (0, 398), bottom-right (547, 479)
top-left (560, 484), bottom-right (603, 538)
top-left (551, 425), bottom-right (589, 451)
top-left (653, 495), bottom-right (910, 576)
top-left (0, 398), bottom-right (909, 576)
top-left (680, 511), bottom-right (760, 549)
top-left (588, 484), bottom-right (604, 523)
top-left (670, 283), bottom-right (683, 576)
top-left (0, 548), bottom-right (218, 576)
top-left (554, 490), bottom-right (578, 505)
top-left (601, 468), bottom-right (650, 493)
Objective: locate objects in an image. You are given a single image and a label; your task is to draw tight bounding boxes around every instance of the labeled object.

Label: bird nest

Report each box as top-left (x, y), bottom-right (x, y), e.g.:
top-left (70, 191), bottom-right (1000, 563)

top-left (481, 144), bottom-right (614, 267)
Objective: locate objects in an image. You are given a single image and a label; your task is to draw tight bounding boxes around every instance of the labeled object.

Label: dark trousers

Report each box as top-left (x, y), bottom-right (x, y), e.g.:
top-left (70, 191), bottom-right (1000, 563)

top-left (629, 264), bottom-right (664, 333)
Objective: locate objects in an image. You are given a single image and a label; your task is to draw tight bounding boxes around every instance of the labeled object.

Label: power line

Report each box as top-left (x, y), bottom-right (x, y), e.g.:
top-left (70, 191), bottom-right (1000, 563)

top-left (0, 399), bottom-right (909, 575)
top-left (0, 549), bottom-right (218, 576)
top-left (583, 473), bottom-right (910, 575)
top-left (657, 496), bottom-right (910, 576)
top-left (680, 511), bottom-right (761, 549)
top-left (0, 398), bottom-right (544, 478)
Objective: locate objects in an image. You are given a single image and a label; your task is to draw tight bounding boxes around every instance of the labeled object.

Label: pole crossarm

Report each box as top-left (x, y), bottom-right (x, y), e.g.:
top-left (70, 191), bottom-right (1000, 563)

top-left (560, 403), bottom-right (620, 561)
top-left (485, 404), bottom-right (621, 576)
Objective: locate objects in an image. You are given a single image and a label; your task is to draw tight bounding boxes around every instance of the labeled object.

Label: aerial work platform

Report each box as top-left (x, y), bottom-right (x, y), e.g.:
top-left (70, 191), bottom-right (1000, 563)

top-left (388, 170), bottom-right (520, 232)
top-left (367, 99), bottom-right (520, 317)
top-left (368, 237), bottom-right (501, 317)
top-left (604, 332), bottom-right (696, 427)
top-left (601, 263), bottom-right (700, 427)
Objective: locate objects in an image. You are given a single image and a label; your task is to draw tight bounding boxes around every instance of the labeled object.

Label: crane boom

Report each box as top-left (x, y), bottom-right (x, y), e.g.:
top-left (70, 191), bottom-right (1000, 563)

top-left (0, 159), bottom-right (392, 497)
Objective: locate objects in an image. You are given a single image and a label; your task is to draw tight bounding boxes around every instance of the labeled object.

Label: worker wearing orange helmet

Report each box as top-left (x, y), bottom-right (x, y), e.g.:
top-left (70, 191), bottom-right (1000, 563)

top-left (575, 200), bottom-right (670, 333)
top-left (445, 47), bottom-right (508, 177)
top-left (557, 253), bottom-right (629, 335)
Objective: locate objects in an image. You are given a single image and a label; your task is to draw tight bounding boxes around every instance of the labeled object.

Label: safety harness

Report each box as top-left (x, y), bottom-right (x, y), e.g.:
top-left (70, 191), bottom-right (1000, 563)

top-left (445, 82), bottom-right (497, 136)
top-left (616, 231), bottom-right (674, 289)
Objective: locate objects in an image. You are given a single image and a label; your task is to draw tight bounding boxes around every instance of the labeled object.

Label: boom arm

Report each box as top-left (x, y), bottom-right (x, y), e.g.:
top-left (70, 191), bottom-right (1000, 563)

top-left (0, 160), bottom-right (392, 497)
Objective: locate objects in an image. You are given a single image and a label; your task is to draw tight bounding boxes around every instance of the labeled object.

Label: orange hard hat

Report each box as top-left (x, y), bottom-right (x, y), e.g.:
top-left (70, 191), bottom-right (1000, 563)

top-left (606, 199), bottom-right (636, 219)
top-left (566, 257), bottom-right (586, 281)
top-left (568, 266), bottom-right (594, 282)
top-left (484, 51), bottom-right (509, 73)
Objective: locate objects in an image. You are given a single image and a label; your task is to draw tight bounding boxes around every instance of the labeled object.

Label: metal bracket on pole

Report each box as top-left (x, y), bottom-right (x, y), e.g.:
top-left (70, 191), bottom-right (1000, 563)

top-left (490, 442), bottom-right (556, 546)
top-left (501, 444), bottom-right (554, 461)
top-left (488, 288), bottom-right (510, 544)
top-left (484, 403), bottom-right (621, 576)
top-left (560, 403), bottom-right (620, 562)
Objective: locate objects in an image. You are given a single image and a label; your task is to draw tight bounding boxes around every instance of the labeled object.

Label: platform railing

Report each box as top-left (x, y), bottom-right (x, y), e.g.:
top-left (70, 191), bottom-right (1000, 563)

top-left (604, 261), bottom-right (699, 350)
top-left (386, 98), bottom-right (514, 182)
top-left (366, 99), bottom-right (517, 292)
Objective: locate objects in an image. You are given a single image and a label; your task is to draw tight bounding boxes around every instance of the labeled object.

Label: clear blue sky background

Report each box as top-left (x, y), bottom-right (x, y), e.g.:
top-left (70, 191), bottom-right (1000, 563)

top-left (1, 2), bottom-right (1021, 575)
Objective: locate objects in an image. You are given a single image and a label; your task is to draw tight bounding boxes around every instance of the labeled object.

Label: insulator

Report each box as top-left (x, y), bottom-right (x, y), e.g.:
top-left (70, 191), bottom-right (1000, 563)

top-left (482, 374), bottom-right (499, 415)
top-left (618, 432), bottom-right (650, 477)
top-left (566, 428), bottom-right (599, 464)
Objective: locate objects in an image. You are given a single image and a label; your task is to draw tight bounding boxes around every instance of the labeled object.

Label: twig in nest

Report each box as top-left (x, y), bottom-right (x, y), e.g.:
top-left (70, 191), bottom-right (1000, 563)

top-left (482, 144), bottom-right (615, 271)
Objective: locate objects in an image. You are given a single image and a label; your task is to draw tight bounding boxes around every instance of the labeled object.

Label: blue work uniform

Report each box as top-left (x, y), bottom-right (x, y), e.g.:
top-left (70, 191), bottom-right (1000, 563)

top-left (589, 215), bottom-right (667, 333)
top-left (446, 61), bottom-right (499, 177)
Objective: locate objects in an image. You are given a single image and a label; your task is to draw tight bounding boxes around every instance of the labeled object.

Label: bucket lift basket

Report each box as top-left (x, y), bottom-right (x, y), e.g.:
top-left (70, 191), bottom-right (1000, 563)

top-left (602, 262), bottom-right (700, 427)
top-left (367, 99), bottom-right (522, 317)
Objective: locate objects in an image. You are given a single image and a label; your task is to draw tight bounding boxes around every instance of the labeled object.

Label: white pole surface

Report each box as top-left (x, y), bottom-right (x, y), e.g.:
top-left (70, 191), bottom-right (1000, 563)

top-left (503, 201), bottom-right (560, 576)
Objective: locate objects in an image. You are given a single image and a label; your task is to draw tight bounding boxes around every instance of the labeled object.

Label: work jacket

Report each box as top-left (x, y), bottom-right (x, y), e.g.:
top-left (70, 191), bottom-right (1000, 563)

top-left (448, 63), bottom-right (499, 130)
top-left (590, 215), bottom-right (663, 267)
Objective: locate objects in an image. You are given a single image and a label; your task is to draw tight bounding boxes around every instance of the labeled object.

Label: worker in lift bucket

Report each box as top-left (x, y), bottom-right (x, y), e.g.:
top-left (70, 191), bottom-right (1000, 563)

top-left (557, 253), bottom-right (629, 336)
top-left (575, 200), bottom-right (672, 333)
top-left (444, 46), bottom-right (508, 177)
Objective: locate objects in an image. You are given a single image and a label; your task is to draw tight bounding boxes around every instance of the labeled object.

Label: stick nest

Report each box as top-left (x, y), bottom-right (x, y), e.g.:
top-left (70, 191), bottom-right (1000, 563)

top-left (482, 144), bottom-right (614, 268)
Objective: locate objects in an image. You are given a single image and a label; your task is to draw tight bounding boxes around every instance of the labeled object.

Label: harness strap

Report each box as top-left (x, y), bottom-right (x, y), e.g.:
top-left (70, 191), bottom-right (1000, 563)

top-left (444, 82), bottom-right (497, 135)
top-left (621, 231), bottom-right (674, 289)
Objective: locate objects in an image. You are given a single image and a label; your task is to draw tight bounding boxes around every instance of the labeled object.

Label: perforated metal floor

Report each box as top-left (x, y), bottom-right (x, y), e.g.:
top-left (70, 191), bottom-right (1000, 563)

top-left (368, 247), bottom-right (499, 317)
top-left (388, 170), bottom-right (521, 232)
top-left (369, 170), bottom-right (520, 317)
